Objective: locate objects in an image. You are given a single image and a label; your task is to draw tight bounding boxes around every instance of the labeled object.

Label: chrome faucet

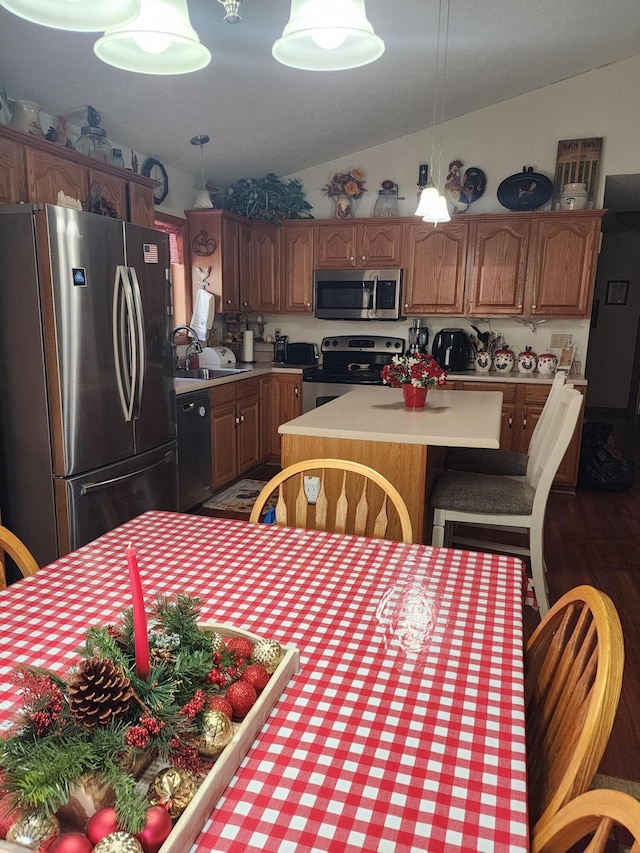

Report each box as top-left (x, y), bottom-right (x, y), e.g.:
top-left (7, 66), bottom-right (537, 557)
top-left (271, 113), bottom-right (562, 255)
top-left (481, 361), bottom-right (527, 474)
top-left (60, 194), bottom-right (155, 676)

top-left (172, 326), bottom-right (202, 369)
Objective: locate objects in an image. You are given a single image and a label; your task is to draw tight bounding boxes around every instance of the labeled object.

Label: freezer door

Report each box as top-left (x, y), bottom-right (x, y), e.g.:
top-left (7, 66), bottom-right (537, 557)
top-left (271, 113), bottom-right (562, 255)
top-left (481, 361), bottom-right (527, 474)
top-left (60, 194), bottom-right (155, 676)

top-left (62, 441), bottom-right (178, 552)
top-left (43, 206), bottom-right (135, 475)
top-left (124, 224), bottom-right (177, 454)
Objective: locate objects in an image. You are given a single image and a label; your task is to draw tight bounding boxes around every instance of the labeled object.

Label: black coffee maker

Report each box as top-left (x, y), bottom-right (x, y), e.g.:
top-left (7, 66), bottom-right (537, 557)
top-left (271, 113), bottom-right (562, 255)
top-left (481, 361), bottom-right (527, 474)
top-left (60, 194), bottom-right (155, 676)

top-left (431, 328), bottom-right (471, 371)
top-left (274, 335), bottom-right (288, 363)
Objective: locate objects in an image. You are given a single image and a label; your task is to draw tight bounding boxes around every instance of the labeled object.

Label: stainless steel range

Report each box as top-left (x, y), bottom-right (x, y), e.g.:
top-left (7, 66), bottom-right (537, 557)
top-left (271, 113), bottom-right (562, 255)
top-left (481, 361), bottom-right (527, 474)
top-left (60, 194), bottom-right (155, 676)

top-left (302, 335), bottom-right (405, 412)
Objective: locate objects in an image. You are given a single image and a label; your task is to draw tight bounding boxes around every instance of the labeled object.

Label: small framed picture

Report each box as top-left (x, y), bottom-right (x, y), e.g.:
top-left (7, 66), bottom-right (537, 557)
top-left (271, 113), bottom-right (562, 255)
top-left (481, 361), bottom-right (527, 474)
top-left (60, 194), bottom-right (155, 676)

top-left (606, 280), bottom-right (629, 305)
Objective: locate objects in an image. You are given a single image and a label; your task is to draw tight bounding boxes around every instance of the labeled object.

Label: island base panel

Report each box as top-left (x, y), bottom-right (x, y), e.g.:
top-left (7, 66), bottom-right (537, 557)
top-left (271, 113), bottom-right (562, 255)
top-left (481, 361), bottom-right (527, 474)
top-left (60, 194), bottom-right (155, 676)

top-left (281, 434), bottom-right (428, 544)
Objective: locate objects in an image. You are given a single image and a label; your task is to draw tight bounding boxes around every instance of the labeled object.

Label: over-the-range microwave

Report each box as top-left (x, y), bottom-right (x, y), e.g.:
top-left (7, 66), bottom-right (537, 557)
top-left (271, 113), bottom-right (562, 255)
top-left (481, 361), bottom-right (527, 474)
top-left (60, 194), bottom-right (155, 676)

top-left (313, 268), bottom-right (404, 321)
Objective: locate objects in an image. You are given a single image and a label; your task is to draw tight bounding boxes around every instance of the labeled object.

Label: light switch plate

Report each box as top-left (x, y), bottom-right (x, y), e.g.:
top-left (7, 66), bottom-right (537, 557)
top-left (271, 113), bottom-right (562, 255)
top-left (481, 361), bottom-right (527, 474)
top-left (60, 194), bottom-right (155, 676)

top-left (550, 333), bottom-right (573, 348)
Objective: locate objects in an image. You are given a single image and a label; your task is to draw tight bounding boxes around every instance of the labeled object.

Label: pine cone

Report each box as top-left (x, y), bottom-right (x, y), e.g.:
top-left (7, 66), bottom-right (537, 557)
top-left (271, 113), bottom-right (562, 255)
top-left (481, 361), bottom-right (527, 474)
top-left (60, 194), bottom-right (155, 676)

top-left (68, 657), bottom-right (133, 729)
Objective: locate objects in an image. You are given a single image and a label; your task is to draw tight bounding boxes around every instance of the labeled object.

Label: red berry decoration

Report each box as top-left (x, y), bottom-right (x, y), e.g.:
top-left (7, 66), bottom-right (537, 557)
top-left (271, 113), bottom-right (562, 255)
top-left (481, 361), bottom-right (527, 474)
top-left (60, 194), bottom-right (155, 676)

top-left (242, 664), bottom-right (269, 695)
top-left (225, 636), bottom-right (253, 659)
top-left (86, 807), bottom-right (119, 845)
top-left (49, 832), bottom-right (93, 853)
top-left (226, 680), bottom-right (257, 719)
top-left (135, 806), bottom-right (173, 853)
top-left (209, 695), bottom-right (233, 718)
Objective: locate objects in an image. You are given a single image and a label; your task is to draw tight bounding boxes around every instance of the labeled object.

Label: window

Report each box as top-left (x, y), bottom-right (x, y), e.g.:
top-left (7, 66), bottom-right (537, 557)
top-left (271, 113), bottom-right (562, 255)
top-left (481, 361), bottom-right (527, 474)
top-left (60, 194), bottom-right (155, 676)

top-left (154, 214), bottom-right (189, 326)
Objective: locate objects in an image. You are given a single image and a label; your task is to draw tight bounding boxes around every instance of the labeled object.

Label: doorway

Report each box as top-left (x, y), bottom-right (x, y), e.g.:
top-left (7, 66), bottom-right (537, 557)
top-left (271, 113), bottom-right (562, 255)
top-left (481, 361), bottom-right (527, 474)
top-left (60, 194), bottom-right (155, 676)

top-left (585, 175), bottom-right (640, 415)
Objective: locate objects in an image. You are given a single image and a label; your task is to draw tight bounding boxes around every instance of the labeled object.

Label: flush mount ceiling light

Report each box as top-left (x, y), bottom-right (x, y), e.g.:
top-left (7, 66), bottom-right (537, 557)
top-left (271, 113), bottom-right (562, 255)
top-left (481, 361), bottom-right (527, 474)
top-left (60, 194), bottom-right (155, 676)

top-left (0, 0), bottom-right (140, 31)
top-left (191, 135), bottom-right (214, 208)
top-left (272, 0), bottom-right (384, 71)
top-left (217, 0), bottom-right (242, 24)
top-left (94, 0), bottom-right (211, 75)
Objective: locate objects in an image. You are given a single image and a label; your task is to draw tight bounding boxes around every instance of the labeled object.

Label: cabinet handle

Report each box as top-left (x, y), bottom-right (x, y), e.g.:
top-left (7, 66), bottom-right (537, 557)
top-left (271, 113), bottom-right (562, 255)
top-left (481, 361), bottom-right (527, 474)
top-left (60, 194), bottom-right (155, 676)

top-left (240, 414), bottom-right (245, 423)
top-left (226, 298), bottom-right (232, 305)
top-left (361, 255), bottom-right (366, 261)
top-left (531, 304), bottom-right (537, 310)
top-left (508, 415), bottom-right (513, 429)
top-left (522, 414), bottom-right (527, 430)
top-left (404, 303), bottom-right (409, 308)
top-left (242, 301), bottom-right (249, 307)
top-left (518, 303), bottom-right (523, 309)
top-left (294, 386), bottom-right (299, 397)
top-left (235, 416), bottom-right (240, 425)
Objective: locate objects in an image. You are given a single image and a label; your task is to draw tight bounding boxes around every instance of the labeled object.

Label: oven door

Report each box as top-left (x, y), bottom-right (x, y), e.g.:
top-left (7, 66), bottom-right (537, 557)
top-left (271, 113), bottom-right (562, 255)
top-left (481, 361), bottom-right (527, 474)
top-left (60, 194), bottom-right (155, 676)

top-left (302, 381), bottom-right (361, 413)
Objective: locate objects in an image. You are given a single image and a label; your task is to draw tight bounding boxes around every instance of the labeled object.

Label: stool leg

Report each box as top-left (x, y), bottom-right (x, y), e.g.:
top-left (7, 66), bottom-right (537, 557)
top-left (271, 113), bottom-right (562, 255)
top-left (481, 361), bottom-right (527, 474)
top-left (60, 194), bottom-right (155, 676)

top-left (432, 509), bottom-right (446, 547)
top-left (529, 522), bottom-right (549, 616)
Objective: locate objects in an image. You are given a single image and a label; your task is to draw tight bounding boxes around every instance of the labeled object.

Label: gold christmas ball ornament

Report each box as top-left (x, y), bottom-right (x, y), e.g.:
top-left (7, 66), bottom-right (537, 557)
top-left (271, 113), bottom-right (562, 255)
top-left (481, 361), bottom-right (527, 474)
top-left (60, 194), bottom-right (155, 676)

top-left (198, 709), bottom-right (233, 756)
top-left (92, 832), bottom-right (144, 853)
top-left (147, 767), bottom-right (196, 818)
top-left (210, 630), bottom-right (224, 653)
top-left (6, 811), bottom-right (60, 849)
top-left (250, 638), bottom-right (284, 674)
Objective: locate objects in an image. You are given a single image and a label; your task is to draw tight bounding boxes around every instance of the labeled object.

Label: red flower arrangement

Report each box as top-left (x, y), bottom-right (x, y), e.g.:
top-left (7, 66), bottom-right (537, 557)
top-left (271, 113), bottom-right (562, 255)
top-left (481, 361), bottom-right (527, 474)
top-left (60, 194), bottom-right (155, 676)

top-left (322, 168), bottom-right (367, 199)
top-left (381, 353), bottom-right (447, 389)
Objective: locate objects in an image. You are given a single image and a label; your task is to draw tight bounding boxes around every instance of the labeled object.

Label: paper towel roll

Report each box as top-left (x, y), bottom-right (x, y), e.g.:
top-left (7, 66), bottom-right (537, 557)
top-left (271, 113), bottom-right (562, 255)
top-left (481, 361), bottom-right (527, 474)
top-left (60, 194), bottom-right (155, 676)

top-left (242, 329), bottom-right (254, 363)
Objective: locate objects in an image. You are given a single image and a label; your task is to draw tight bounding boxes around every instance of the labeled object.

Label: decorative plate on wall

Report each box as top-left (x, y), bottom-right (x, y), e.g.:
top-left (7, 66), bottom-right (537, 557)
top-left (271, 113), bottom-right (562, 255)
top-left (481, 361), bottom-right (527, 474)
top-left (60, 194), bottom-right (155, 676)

top-left (141, 157), bottom-right (169, 204)
top-left (497, 166), bottom-right (553, 211)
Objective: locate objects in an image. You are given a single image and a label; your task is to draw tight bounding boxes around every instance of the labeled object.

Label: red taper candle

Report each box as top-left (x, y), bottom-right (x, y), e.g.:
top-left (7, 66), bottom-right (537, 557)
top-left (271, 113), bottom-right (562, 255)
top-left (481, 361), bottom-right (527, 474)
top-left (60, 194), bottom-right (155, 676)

top-left (126, 543), bottom-right (150, 679)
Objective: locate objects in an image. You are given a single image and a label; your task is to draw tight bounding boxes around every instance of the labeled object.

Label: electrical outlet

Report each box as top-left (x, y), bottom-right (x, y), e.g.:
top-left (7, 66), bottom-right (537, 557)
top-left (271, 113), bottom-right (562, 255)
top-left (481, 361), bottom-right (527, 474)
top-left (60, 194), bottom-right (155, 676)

top-left (550, 333), bottom-right (573, 348)
top-left (304, 475), bottom-right (321, 504)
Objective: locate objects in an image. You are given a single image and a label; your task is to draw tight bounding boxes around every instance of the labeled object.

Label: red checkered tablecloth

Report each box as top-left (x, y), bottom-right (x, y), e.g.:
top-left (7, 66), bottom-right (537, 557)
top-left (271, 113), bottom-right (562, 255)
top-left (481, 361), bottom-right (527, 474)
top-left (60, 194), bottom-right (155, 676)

top-left (0, 512), bottom-right (530, 852)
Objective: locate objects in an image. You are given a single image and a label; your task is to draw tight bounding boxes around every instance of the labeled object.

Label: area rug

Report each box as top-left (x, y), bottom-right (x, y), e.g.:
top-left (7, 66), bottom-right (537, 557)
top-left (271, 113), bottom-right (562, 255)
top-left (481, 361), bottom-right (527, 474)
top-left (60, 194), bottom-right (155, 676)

top-left (202, 479), bottom-right (275, 515)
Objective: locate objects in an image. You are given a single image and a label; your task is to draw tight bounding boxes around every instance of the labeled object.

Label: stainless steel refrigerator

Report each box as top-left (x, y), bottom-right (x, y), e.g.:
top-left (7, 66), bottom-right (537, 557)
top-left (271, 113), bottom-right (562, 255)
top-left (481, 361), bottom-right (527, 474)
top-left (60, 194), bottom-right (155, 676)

top-left (0, 204), bottom-right (178, 567)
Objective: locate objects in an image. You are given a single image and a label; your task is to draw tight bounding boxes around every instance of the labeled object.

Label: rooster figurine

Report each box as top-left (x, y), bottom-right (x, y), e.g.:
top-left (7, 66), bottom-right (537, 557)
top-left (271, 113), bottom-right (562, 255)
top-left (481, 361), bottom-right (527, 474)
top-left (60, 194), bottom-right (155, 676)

top-left (444, 160), bottom-right (486, 214)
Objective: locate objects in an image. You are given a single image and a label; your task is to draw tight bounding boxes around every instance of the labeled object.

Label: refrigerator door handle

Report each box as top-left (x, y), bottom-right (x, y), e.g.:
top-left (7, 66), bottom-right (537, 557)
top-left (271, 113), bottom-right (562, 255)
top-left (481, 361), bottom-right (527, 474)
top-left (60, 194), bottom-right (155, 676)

top-left (80, 450), bottom-right (174, 495)
top-left (127, 265), bottom-right (146, 420)
top-left (112, 265), bottom-right (137, 422)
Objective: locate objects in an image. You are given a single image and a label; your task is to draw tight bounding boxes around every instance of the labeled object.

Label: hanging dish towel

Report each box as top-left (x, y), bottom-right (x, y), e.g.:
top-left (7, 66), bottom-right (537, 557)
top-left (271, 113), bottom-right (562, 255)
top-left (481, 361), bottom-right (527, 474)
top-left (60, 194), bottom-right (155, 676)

top-left (190, 288), bottom-right (215, 341)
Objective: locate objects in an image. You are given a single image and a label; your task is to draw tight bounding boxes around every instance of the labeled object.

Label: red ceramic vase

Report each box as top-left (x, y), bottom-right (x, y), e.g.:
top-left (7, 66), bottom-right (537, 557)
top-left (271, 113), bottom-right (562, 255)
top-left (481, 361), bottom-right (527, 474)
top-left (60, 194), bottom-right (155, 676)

top-left (402, 384), bottom-right (428, 409)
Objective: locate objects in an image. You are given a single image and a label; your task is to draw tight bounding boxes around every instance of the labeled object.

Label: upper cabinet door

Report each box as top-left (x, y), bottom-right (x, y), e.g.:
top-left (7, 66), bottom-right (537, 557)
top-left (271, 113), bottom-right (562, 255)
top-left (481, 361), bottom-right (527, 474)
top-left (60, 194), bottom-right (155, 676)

top-left (0, 134), bottom-right (25, 203)
top-left (281, 223), bottom-right (314, 313)
top-left (467, 218), bottom-right (531, 315)
top-left (314, 222), bottom-right (357, 267)
top-left (525, 214), bottom-right (602, 317)
top-left (403, 221), bottom-right (468, 315)
top-left (358, 222), bottom-right (404, 266)
top-left (26, 148), bottom-right (87, 206)
top-left (252, 223), bottom-right (279, 313)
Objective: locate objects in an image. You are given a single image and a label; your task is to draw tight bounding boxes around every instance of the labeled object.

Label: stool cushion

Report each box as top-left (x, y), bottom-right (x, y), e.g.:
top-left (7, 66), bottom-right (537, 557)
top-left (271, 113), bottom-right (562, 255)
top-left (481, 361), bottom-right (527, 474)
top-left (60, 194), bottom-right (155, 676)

top-left (446, 447), bottom-right (528, 476)
top-left (431, 470), bottom-right (535, 515)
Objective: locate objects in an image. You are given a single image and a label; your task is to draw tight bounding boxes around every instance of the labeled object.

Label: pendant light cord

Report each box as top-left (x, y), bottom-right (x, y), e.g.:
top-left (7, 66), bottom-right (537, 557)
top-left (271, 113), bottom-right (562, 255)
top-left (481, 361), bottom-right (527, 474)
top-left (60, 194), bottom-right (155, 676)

top-left (436, 0), bottom-right (451, 191)
top-left (428, 0), bottom-right (443, 185)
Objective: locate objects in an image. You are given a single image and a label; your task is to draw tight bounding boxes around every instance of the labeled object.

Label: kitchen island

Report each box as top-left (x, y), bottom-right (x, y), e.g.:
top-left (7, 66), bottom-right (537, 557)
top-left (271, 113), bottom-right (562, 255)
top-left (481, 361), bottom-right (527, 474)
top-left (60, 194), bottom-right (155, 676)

top-left (279, 385), bottom-right (503, 543)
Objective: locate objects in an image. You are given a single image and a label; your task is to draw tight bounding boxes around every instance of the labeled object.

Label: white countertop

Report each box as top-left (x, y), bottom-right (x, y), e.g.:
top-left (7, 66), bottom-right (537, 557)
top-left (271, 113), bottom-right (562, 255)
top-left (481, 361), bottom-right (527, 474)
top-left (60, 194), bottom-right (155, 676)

top-left (447, 369), bottom-right (587, 385)
top-left (174, 364), bottom-right (300, 394)
top-left (279, 386), bottom-right (504, 448)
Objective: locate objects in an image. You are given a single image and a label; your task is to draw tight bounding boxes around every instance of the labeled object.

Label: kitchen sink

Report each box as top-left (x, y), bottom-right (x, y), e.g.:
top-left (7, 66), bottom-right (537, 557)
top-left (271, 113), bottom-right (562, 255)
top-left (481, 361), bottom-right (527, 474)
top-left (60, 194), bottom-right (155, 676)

top-left (175, 367), bottom-right (251, 380)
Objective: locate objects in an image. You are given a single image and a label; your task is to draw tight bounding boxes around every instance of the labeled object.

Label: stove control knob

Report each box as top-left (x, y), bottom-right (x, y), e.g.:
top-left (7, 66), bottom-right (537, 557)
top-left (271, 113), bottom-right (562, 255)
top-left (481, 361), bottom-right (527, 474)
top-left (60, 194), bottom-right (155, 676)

top-left (385, 340), bottom-right (391, 347)
top-left (332, 339), bottom-right (338, 346)
top-left (395, 341), bottom-right (402, 348)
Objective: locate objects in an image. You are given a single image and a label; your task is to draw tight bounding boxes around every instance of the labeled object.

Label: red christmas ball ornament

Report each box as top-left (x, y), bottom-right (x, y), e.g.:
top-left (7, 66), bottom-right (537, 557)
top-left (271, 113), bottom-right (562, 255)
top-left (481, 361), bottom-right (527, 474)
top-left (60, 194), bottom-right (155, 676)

top-left (49, 832), bottom-right (94, 853)
top-left (134, 806), bottom-right (173, 853)
top-left (241, 664), bottom-right (269, 695)
top-left (226, 680), bottom-right (257, 719)
top-left (86, 807), bottom-right (120, 845)
top-left (225, 636), bottom-right (253, 660)
top-left (209, 695), bottom-right (233, 718)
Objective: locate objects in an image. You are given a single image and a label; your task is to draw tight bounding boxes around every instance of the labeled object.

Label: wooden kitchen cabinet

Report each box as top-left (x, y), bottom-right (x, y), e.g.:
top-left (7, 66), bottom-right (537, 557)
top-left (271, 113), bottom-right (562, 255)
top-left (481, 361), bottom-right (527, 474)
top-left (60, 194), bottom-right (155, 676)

top-left (403, 220), bottom-right (469, 315)
top-left (271, 373), bottom-right (302, 456)
top-left (455, 379), bottom-right (585, 490)
top-left (466, 217), bottom-right (532, 315)
top-left (0, 124), bottom-right (157, 224)
top-left (252, 223), bottom-right (280, 313)
top-left (280, 223), bottom-right (314, 313)
top-left (209, 378), bottom-right (261, 489)
top-left (314, 221), bottom-right (404, 268)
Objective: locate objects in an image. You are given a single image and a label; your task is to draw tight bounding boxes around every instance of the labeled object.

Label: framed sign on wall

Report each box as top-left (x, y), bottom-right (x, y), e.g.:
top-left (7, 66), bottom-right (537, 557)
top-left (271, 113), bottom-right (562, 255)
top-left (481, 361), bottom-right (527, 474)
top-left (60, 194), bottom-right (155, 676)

top-left (606, 280), bottom-right (629, 306)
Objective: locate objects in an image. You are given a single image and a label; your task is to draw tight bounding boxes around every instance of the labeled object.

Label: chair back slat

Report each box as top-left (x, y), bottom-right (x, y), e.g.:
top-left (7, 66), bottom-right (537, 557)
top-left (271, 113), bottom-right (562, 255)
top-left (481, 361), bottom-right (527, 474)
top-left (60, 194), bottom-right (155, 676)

top-left (372, 495), bottom-right (390, 540)
top-left (334, 470), bottom-right (349, 534)
top-left (315, 472), bottom-right (329, 530)
top-left (527, 371), bottom-right (568, 462)
top-left (353, 479), bottom-right (370, 537)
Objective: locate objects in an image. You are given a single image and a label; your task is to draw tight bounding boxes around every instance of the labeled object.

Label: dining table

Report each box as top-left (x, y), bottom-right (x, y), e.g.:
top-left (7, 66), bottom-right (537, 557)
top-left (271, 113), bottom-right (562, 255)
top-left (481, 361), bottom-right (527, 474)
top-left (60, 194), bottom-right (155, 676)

top-left (0, 511), bottom-right (532, 852)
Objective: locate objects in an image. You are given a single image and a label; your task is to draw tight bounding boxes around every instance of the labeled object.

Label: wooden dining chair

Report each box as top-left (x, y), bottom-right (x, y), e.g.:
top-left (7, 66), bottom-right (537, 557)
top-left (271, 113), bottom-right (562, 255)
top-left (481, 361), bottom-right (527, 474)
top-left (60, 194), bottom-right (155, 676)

top-left (445, 371), bottom-right (568, 477)
top-left (0, 524), bottom-right (40, 589)
top-left (531, 788), bottom-right (640, 853)
top-left (526, 586), bottom-right (624, 838)
top-left (249, 458), bottom-right (414, 543)
top-left (429, 385), bottom-right (583, 615)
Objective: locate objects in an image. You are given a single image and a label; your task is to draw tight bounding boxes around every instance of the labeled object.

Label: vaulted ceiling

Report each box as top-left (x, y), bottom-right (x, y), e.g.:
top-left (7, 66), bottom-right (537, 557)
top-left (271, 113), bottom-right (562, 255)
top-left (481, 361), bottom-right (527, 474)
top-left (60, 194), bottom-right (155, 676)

top-left (1, 0), bottom-right (639, 184)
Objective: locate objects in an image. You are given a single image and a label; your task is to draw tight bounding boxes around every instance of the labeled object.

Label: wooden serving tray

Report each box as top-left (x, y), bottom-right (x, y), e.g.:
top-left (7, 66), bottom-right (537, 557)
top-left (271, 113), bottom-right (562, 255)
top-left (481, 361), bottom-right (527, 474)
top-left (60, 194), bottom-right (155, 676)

top-left (156, 623), bottom-right (300, 853)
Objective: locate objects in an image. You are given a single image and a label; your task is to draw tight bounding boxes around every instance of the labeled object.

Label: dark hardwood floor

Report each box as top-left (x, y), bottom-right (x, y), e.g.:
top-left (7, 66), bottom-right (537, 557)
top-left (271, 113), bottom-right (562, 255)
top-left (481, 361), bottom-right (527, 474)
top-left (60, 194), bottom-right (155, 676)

top-left (197, 416), bottom-right (640, 781)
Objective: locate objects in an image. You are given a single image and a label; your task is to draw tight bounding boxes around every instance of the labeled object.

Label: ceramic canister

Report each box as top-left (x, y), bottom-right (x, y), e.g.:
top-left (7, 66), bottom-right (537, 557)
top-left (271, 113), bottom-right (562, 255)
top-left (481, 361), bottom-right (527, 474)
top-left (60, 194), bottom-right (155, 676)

top-left (493, 348), bottom-right (515, 373)
top-left (517, 347), bottom-right (537, 374)
top-left (559, 182), bottom-right (588, 211)
top-left (537, 352), bottom-right (558, 374)
top-left (474, 351), bottom-right (492, 373)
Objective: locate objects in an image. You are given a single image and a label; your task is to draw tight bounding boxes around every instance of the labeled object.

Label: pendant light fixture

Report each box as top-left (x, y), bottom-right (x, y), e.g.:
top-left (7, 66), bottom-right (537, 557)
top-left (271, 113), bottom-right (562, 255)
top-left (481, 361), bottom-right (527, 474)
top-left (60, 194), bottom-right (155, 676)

top-left (217, 0), bottom-right (242, 23)
top-left (192, 135), bottom-right (214, 208)
top-left (272, 0), bottom-right (384, 71)
top-left (415, 0), bottom-right (451, 225)
top-left (94, 0), bottom-right (211, 75)
top-left (0, 0), bottom-right (139, 31)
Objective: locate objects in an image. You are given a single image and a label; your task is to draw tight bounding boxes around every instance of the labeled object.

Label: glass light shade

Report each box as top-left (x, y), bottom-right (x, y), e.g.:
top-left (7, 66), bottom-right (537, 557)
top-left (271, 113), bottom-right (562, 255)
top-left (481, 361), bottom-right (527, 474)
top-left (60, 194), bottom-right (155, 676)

top-left (415, 185), bottom-right (439, 217)
top-left (0, 0), bottom-right (139, 31)
top-left (94, 0), bottom-right (211, 75)
top-left (423, 194), bottom-right (451, 225)
top-left (272, 0), bottom-right (384, 71)
top-left (193, 189), bottom-right (214, 208)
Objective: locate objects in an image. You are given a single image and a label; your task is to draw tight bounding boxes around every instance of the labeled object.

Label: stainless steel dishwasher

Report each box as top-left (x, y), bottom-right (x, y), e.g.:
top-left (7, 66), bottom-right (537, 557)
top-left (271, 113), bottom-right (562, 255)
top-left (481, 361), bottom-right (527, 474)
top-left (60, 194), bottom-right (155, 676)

top-left (176, 390), bottom-right (212, 511)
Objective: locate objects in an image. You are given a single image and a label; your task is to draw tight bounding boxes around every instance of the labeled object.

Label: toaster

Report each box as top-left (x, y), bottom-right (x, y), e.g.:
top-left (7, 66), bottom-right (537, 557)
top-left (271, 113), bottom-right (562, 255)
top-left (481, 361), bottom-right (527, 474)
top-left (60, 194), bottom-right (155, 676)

top-left (285, 342), bottom-right (318, 365)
